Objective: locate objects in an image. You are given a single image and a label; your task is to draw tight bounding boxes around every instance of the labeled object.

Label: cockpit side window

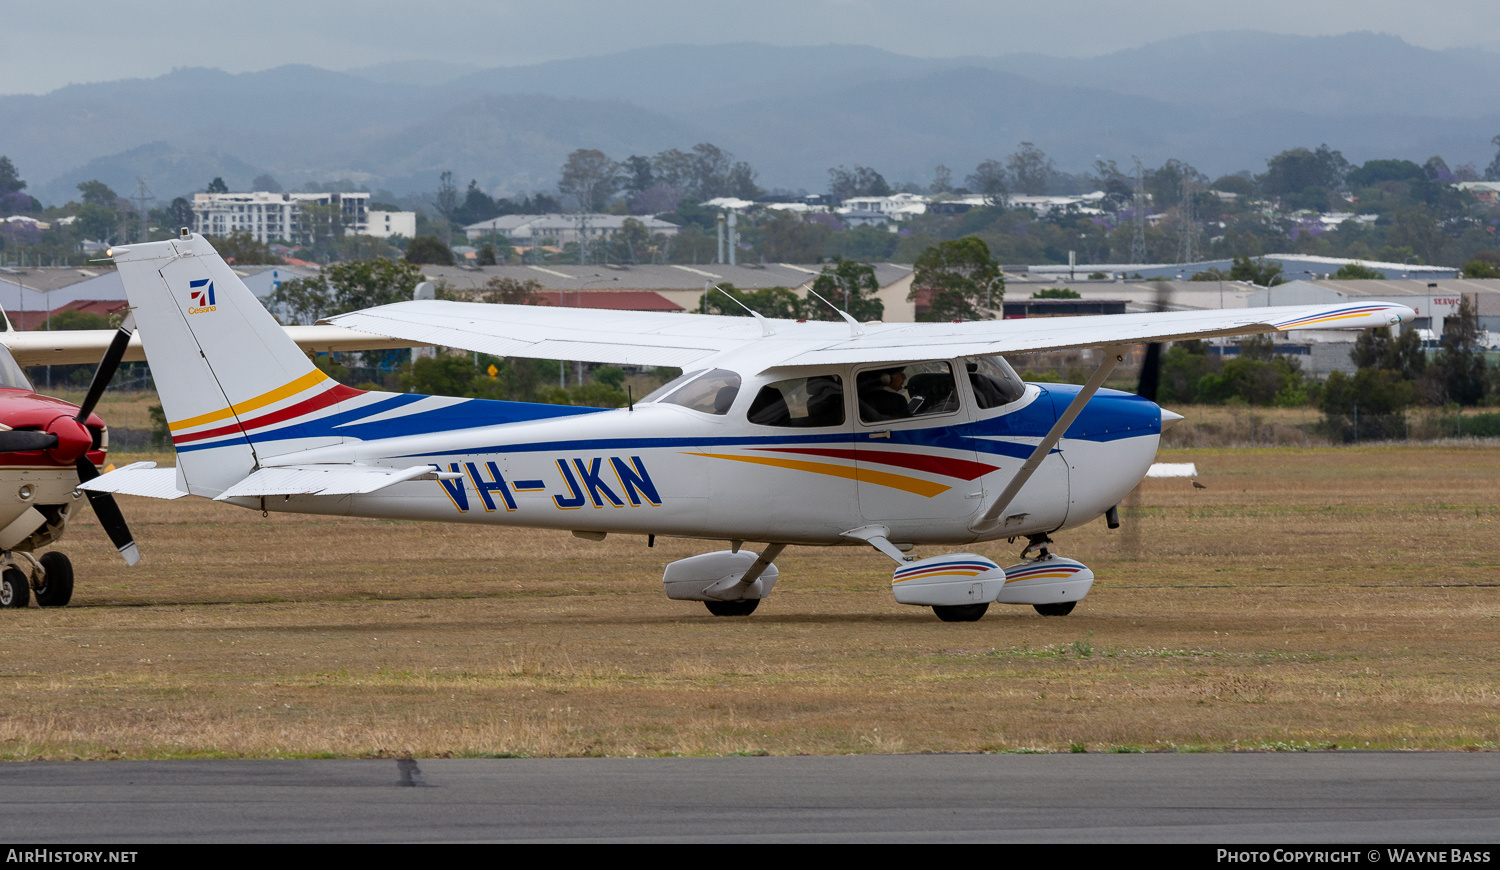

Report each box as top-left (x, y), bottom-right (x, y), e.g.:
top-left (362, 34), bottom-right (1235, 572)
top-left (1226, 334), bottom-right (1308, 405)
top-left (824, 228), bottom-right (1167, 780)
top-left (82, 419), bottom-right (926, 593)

top-left (856, 361), bottom-right (959, 423)
top-left (0, 346), bottom-right (34, 391)
top-left (660, 369), bottom-right (741, 415)
top-left (747, 375), bottom-right (844, 427)
top-left (967, 355), bottom-right (1026, 410)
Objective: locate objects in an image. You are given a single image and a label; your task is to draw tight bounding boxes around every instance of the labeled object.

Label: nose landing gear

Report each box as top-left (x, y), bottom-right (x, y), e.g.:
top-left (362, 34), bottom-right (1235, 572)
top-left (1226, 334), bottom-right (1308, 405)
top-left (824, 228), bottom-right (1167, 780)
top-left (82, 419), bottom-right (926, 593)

top-left (0, 550), bottom-right (73, 609)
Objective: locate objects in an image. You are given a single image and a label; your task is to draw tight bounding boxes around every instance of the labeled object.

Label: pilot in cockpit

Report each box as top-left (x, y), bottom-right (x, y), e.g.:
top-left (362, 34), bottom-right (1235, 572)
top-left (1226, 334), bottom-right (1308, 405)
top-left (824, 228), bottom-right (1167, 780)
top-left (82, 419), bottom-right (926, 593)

top-left (858, 367), bottom-right (913, 421)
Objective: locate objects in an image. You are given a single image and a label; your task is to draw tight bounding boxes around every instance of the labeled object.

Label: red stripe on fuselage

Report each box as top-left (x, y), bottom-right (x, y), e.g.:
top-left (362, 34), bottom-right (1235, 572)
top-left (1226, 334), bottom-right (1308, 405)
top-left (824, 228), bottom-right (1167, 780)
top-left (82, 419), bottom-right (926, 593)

top-left (172, 384), bottom-right (364, 445)
top-left (753, 447), bottom-right (997, 481)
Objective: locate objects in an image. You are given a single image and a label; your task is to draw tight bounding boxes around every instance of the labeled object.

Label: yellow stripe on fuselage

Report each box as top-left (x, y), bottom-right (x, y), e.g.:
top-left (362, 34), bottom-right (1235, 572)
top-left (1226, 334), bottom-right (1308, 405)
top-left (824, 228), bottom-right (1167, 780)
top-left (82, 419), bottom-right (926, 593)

top-left (688, 452), bottom-right (951, 498)
top-left (168, 370), bottom-right (330, 432)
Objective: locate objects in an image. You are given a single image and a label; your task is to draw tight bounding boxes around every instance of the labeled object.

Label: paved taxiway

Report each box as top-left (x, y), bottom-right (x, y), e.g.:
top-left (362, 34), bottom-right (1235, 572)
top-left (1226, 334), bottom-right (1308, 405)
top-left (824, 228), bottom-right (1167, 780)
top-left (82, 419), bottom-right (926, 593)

top-left (2, 753), bottom-right (1496, 842)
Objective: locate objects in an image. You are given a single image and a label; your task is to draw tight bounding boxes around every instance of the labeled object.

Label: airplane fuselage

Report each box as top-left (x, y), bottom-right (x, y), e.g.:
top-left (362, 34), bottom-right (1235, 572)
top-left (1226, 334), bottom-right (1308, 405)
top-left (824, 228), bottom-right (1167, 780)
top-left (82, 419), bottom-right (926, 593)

top-left (218, 371), bottom-right (1163, 548)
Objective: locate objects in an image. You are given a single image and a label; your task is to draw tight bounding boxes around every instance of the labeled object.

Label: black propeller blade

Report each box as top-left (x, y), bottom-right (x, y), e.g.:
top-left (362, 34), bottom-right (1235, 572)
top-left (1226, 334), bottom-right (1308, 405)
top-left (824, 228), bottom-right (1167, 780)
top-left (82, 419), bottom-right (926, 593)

top-left (75, 457), bottom-right (139, 565)
top-left (73, 317), bottom-right (141, 565)
top-left (1136, 284), bottom-right (1171, 403)
top-left (0, 429), bottom-right (59, 452)
top-left (1137, 342), bottom-right (1161, 403)
top-left (75, 322), bottom-right (134, 424)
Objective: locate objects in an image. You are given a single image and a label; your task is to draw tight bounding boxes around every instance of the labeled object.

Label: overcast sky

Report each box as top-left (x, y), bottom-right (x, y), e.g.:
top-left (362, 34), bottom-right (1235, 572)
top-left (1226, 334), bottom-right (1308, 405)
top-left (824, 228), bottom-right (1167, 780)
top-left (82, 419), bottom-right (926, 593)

top-left (6, 0), bottom-right (1499, 95)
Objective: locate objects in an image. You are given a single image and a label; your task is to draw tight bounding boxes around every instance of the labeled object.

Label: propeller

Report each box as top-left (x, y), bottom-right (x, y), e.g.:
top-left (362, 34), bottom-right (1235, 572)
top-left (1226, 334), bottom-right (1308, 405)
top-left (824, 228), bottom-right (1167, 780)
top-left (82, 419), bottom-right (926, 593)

top-left (1122, 284), bottom-right (1174, 555)
top-left (1137, 343), bottom-right (1161, 403)
top-left (1136, 283), bottom-right (1171, 403)
top-left (72, 315), bottom-right (140, 564)
top-left (0, 317), bottom-right (143, 565)
top-left (0, 428), bottom-right (64, 452)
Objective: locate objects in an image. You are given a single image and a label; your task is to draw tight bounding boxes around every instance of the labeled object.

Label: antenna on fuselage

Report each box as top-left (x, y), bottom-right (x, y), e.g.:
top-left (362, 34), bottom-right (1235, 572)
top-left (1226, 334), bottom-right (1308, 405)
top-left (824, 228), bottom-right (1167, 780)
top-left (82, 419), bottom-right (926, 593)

top-left (714, 285), bottom-right (776, 337)
top-left (804, 285), bottom-right (865, 338)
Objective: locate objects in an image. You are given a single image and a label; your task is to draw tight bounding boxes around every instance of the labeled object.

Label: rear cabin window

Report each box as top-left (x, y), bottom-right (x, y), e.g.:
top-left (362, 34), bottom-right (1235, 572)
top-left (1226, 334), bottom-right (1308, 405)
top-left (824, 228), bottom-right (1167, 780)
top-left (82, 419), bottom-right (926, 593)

top-left (660, 369), bottom-right (741, 415)
top-left (856, 362), bottom-right (959, 424)
top-left (967, 355), bottom-right (1027, 410)
top-left (747, 375), bottom-right (845, 427)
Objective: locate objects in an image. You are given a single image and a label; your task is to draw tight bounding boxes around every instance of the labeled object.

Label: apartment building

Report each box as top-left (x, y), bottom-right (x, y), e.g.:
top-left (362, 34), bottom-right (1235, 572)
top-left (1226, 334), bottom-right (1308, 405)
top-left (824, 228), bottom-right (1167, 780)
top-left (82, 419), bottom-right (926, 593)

top-left (192, 191), bottom-right (374, 244)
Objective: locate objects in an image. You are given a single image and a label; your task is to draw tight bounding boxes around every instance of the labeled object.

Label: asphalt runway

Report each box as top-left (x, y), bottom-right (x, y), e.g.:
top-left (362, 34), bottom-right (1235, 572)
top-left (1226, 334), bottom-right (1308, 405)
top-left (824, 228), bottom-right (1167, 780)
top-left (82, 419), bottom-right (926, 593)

top-left (2, 754), bottom-right (1497, 843)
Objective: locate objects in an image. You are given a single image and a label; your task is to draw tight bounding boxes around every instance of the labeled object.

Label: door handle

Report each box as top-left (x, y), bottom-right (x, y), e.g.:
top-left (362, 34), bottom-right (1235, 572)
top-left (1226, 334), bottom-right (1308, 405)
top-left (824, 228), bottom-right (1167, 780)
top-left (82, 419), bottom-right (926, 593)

top-left (869, 430), bottom-right (891, 439)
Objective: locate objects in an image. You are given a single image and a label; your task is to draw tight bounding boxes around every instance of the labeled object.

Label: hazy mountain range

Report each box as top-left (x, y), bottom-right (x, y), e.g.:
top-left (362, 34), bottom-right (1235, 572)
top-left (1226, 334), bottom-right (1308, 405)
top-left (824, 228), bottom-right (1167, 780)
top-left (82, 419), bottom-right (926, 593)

top-left (4, 31), bottom-right (1499, 207)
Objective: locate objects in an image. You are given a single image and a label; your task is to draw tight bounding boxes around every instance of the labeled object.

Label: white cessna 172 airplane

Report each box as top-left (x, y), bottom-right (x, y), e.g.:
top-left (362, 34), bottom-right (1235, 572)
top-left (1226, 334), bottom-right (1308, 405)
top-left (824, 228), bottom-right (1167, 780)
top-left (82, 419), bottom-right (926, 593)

top-left (79, 232), bottom-right (1412, 622)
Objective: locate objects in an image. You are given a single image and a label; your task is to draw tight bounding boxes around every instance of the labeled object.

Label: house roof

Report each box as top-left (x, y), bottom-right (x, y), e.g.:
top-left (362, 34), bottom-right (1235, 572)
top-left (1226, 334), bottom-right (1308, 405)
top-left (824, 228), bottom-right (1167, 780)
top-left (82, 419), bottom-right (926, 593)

top-left (10, 298), bottom-right (130, 331)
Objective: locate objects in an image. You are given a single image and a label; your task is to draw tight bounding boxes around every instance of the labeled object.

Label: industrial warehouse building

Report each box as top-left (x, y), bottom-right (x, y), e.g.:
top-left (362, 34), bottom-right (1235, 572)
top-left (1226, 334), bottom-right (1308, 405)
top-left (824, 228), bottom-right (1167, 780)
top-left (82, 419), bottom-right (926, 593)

top-left (462, 214), bottom-right (681, 247)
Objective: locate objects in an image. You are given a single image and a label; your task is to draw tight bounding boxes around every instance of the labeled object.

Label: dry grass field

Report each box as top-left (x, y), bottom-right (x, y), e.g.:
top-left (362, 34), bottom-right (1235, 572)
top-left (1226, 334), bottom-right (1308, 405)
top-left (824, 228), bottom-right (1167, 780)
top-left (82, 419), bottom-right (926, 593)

top-left (0, 445), bottom-right (1495, 759)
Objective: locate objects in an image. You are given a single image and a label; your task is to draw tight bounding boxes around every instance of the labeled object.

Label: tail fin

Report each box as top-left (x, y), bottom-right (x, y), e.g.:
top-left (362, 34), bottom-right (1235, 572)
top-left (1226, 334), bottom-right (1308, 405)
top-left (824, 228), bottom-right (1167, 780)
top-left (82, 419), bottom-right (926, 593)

top-left (111, 234), bottom-right (362, 496)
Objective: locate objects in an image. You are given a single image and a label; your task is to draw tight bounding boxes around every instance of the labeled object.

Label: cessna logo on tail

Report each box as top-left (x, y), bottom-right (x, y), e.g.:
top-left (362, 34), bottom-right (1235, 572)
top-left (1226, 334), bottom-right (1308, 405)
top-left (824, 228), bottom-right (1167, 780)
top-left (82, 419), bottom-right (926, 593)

top-left (188, 279), bottom-right (216, 314)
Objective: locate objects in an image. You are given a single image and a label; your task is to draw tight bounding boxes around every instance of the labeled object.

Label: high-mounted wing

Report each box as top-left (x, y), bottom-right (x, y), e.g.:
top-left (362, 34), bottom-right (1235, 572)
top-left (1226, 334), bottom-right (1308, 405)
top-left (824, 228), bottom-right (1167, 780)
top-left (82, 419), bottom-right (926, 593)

top-left (772, 302), bottom-right (1413, 367)
top-left (326, 301), bottom-right (767, 368)
top-left (327, 299), bottom-right (1413, 370)
top-left (0, 325), bottom-right (425, 367)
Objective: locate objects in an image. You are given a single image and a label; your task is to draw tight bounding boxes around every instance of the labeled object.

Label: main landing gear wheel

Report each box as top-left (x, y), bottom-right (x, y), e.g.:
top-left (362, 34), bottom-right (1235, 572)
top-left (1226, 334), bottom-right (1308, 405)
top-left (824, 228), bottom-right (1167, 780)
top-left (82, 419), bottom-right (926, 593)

top-left (0, 568), bottom-right (29, 608)
top-left (34, 552), bottom-right (73, 608)
top-left (704, 599), bottom-right (760, 616)
top-left (932, 603), bottom-right (988, 622)
top-left (1034, 601), bottom-right (1076, 617)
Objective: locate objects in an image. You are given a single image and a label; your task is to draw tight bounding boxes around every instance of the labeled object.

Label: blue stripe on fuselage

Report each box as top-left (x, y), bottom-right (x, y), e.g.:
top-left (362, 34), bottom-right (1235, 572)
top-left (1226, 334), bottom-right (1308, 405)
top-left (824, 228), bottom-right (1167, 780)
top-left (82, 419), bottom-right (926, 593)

top-left (396, 385), bottom-right (1161, 459)
top-left (174, 383), bottom-right (1161, 457)
top-left (174, 393), bottom-right (604, 453)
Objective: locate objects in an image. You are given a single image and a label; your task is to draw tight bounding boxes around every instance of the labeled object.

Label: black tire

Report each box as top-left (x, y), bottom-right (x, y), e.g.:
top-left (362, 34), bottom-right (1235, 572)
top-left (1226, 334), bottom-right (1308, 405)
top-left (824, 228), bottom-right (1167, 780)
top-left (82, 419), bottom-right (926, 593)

top-left (0, 568), bottom-right (29, 609)
top-left (704, 598), bottom-right (760, 616)
top-left (932, 603), bottom-right (988, 622)
top-left (1034, 601), bottom-right (1076, 617)
top-left (34, 552), bottom-right (73, 608)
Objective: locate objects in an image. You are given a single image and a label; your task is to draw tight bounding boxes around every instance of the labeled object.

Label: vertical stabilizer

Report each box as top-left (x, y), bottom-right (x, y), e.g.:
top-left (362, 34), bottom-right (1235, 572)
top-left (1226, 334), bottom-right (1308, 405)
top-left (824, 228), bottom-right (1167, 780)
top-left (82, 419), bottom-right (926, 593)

top-left (109, 234), bottom-right (359, 496)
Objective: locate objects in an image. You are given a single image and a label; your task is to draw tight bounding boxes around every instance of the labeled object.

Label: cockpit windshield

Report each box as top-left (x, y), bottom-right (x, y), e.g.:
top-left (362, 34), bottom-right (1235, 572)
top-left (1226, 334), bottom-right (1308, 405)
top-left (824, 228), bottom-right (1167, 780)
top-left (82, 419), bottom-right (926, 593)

top-left (0, 345), bottom-right (34, 391)
top-left (641, 369), bottom-right (702, 404)
top-left (657, 369), bottom-right (742, 416)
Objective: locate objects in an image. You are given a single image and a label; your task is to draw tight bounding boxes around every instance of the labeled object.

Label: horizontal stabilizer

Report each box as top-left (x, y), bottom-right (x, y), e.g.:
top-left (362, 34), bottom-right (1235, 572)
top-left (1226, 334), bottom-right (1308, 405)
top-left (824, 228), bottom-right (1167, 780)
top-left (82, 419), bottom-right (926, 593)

top-left (214, 464), bottom-right (454, 501)
top-left (76, 461), bottom-right (188, 500)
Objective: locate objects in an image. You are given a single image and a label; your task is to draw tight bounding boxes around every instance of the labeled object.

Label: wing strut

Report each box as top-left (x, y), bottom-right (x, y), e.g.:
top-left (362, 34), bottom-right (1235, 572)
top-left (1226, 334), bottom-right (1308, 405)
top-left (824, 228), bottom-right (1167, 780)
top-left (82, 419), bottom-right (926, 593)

top-left (971, 345), bottom-right (1126, 534)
